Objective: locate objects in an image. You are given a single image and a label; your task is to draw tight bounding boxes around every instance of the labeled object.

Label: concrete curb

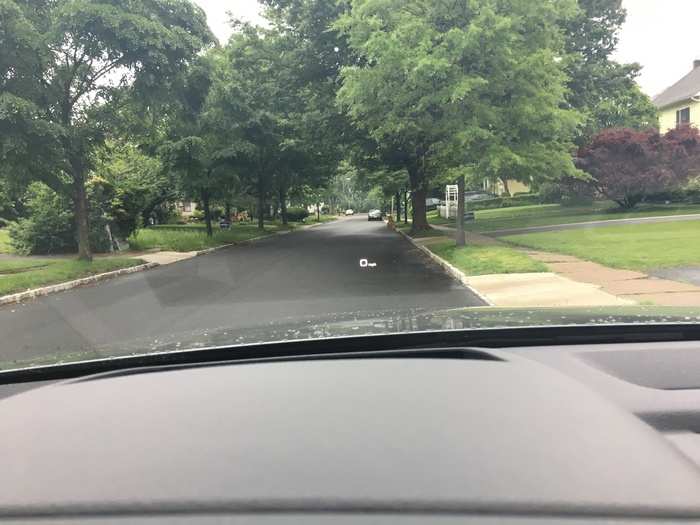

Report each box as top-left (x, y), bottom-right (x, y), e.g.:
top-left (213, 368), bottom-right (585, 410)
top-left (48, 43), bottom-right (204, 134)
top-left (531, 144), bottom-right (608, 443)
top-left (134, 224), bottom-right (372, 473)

top-left (0, 262), bottom-right (160, 307)
top-left (0, 220), bottom-right (340, 305)
top-left (395, 229), bottom-right (495, 307)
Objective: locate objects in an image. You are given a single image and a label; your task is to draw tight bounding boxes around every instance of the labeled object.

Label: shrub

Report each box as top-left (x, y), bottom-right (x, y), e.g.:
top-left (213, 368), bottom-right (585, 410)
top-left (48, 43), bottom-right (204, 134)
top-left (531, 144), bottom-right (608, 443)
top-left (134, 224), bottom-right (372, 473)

top-left (286, 206), bottom-right (309, 222)
top-left (538, 183), bottom-right (563, 204)
top-left (9, 182), bottom-right (116, 255)
top-left (188, 209), bottom-right (205, 222)
top-left (577, 126), bottom-right (700, 209)
top-left (9, 183), bottom-right (75, 255)
top-left (469, 193), bottom-right (541, 210)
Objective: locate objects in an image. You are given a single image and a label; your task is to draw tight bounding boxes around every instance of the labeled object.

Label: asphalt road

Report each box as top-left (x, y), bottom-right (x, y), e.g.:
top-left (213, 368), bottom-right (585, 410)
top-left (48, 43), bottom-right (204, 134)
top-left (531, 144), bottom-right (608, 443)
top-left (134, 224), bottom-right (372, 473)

top-left (0, 216), bottom-right (484, 364)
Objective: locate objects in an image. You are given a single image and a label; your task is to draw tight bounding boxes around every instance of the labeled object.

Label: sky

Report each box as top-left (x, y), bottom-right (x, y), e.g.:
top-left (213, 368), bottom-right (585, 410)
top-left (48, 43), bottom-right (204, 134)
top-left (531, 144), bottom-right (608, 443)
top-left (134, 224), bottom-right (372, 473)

top-left (196, 0), bottom-right (700, 99)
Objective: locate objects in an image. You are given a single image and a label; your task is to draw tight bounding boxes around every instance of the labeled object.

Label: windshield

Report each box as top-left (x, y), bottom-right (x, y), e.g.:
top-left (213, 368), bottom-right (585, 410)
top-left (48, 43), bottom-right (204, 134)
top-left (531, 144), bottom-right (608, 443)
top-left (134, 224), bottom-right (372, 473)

top-left (1, 0), bottom-right (700, 371)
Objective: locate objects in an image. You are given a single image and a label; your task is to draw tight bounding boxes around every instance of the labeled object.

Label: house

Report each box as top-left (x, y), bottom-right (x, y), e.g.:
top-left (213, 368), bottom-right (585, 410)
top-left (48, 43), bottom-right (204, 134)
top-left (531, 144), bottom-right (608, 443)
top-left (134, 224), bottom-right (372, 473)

top-left (654, 60), bottom-right (700, 131)
top-left (175, 201), bottom-right (198, 219)
top-left (482, 178), bottom-right (530, 197)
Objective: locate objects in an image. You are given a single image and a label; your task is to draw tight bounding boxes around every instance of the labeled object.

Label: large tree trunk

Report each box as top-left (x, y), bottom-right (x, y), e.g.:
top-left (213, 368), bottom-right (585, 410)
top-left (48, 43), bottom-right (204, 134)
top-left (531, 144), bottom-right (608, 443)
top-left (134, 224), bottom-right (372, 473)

top-left (225, 201), bottom-right (231, 222)
top-left (316, 199), bottom-right (321, 222)
top-left (403, 190), bottom-right (409, 224)
top-left (408, 164), bottom-right (430, 233)
top-left (279, 187), bottom-right (288, 225)
top-left (456, 174), bottom-right (466, 247)
top-left (74, 176), bottom-right (92, 262)
top-left (202, 188), bottom-right (213, 238)
top-left (500, 177), bottom-right (511, 197)
top-left (395, 190), bottom-right (401, 222)
top-left (257, 173), bottom-right (265, 230)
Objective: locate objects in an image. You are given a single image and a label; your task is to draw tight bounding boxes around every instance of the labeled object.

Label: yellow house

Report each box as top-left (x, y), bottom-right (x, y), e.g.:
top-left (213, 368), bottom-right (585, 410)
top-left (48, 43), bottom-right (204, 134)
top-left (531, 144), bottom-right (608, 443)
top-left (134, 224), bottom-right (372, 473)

top-left (482, 178), bottom-right (531, 197)
top-left (654, 60), bottom-right (700, 131)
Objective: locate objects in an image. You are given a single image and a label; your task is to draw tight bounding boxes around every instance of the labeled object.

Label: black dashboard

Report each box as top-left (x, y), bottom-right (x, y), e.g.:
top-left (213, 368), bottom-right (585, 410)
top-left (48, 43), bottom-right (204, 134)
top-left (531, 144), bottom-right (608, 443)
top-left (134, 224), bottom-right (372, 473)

top-left (3, 328), bottom-right (700, 523)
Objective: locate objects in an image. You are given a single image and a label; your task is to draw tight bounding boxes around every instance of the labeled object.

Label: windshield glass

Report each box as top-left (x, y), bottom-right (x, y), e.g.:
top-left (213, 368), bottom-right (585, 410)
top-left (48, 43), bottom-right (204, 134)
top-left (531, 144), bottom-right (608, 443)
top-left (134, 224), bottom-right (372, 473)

top-left (1, 0), bottom-right (700, 371)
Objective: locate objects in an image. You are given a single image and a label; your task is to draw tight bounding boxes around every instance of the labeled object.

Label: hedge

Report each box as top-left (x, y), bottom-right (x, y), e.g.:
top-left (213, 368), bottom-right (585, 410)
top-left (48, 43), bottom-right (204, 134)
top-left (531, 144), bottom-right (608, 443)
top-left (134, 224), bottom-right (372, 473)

top-left (468, 193), bottom-right (541, 210)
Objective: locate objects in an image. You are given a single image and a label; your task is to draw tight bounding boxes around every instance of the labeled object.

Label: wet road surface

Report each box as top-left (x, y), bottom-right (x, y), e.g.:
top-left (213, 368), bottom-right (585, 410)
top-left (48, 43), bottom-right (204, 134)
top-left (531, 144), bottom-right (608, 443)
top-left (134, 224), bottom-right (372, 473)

top-left (0, 216), bottom-right (485, 364)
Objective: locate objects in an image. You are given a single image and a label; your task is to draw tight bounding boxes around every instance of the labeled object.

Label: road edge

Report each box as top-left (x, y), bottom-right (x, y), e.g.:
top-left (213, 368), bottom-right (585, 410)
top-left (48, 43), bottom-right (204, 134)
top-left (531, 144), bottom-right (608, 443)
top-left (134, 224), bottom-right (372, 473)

top-left (193, 219), bottom-right (335, 256)
top-left (0, 262), bottom-right (160, 307)
top-left (395, 228), bottom-right (495, 307)
top-left (0, 219), bottom-right (341, 305)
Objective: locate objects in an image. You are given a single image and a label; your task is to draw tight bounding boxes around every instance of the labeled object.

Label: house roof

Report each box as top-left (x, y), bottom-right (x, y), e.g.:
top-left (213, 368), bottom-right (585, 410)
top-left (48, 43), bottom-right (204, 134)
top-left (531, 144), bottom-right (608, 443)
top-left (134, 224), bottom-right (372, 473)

top-left (653, 65), bottom-right (700, 109)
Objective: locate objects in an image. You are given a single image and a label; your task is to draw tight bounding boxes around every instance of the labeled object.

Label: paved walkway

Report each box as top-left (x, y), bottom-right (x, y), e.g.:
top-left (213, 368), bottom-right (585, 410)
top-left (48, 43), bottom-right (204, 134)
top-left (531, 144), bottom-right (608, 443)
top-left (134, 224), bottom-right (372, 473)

top-left (421, 225), bottom-right (700, 307)
top-left (133, 251), bottom-right (198, 265)
top-left (525, 251), bottom-right (700, 306)
top-left (412, 232), bottom-right (632, 308)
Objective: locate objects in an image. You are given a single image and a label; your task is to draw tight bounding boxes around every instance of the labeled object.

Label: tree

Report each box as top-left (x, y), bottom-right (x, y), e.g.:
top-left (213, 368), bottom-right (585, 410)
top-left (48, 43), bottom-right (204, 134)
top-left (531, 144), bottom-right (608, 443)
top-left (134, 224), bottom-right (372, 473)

top-left (0, 0), bottom-right (213, 259)
top-left (337, 0), bottom-right (580, 234)
top-left (92, 141), bottom-right (170, 238)
top-left (577, 127), bottom-right (700, 209)
top-left (564, 0), bottom-right (657, 141)
top-left (162, 53), bottom-right (241, 237)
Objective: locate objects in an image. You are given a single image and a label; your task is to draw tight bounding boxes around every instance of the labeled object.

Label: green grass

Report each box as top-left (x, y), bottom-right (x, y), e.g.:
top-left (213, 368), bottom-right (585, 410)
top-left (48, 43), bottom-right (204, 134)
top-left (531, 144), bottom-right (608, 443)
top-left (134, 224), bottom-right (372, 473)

top-left (0, 229), bottom-right (13, 254)
top-left (428, 202), bottom-right (700, 233)
top-left (428, 241), bottom-right (547, 276)
top-left (306, 215), bottom-right (338, 224)
top-left (503, 220), bottom-right (700, 271)
top-left (0, 257), bottom-right (143, 296)
top-left (129, 224), bottom-right (277, 252)
top-left (0, 259), bottom-right (53, 274)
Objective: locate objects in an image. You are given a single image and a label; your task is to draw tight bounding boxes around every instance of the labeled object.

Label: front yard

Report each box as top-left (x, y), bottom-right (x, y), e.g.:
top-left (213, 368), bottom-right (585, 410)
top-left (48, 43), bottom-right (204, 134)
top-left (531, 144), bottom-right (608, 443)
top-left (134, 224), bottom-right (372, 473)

top-left (129, 216), bottom-right (337, 252)
top-left (428, 202), bottom-right (700, 233)
top-left (129, 224), bottom-right (278, 252)
top-left (428, 241), bottom-right (547, 276)
top-left (502, 221), bottom-right (700, 271)
top-left (0, 257), bottom-right (144, 296)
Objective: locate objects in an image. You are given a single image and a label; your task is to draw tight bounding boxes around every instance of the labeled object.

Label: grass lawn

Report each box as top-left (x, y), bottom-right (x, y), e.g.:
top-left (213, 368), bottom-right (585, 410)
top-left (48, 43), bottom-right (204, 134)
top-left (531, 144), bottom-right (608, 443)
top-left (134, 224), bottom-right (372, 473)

top-left (0, 229), bottom-right (13, 254)
top-left (503, 220), bottom-right (700, 271)
top-left (428, 241), bottom-right (547, 276)
top-left (307, 215), bottom-right (338, 224)
top-left (129, 224), bottom-right (277, 252)
top-left (0, 257), bottom-right (143, 296)
top-left (428, 202), bottom-right (700, 233)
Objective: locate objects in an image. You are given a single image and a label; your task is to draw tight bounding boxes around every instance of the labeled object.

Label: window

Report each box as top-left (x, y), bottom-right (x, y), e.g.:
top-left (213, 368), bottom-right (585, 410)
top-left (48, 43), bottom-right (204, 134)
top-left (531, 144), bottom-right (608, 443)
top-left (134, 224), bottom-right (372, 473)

top-left (183, 202), bottom-right (192, 212)
top-left (676, 107), bottom-right (690, 127)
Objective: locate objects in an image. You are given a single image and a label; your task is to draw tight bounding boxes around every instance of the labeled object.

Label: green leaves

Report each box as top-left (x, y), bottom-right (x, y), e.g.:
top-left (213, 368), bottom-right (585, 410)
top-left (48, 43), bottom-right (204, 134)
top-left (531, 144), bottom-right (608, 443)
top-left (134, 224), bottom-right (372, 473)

top-left (338, 0), bottom-right (581, 227)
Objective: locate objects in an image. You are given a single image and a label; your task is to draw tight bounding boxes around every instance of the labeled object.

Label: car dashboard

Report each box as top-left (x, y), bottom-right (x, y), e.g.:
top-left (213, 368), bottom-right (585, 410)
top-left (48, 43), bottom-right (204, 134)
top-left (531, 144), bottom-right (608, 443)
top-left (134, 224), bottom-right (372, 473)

top-left (3, 329), bottom-right (700, 523)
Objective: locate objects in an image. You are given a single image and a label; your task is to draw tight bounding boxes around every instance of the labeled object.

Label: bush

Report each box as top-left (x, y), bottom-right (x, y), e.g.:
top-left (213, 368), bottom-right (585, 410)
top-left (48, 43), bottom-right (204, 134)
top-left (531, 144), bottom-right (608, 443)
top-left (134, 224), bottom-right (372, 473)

top-left (286, 206), bottom-right (309, 222)
top-left (469, 193), bottom-right (541, 210)
top-left (9, 183), bottom-right (75, 255)
top-left (538, 183), bottom-right (564, 204)
top-left (9, 182), bottom-right (116, 255)
top-left (577, 127), bottom-right (700, 209)
top-left (188, 209), bottom-right (205, 222)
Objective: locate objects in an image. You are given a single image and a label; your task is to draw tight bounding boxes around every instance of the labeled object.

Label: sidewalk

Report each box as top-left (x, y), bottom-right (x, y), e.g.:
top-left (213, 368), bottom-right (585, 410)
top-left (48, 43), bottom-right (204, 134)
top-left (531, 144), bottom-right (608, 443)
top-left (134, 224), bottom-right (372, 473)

top-left (405, 232), bottom-right (632, 308)
top-left (525, 251), bottom-right (700, 307)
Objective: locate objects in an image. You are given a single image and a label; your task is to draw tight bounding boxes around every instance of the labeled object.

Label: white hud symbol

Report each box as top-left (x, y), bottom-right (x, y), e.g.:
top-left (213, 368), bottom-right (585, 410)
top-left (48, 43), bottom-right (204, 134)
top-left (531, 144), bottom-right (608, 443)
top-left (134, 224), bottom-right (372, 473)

top-left (360, 259), bottom-right (378, 268)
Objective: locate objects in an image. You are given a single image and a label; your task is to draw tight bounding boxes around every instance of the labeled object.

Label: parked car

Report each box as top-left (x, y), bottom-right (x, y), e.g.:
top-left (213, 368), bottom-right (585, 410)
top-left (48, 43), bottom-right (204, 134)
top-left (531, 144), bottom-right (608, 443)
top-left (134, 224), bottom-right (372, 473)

top-left (367, 209), bottom-right (383, 221)
top-left (345, 209), bottom-right (355, 216)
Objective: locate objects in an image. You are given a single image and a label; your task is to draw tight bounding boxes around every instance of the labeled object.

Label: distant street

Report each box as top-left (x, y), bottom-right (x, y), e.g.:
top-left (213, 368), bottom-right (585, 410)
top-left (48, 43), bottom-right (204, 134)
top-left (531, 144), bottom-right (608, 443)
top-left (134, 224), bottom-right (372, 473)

top-left (0, 216), bottom-right (484, 364)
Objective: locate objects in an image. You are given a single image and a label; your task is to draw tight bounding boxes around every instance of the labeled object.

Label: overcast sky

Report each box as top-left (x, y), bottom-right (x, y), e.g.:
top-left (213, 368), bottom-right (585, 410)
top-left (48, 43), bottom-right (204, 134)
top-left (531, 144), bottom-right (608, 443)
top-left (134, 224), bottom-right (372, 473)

top-left (196, 0), bottom-right (700, 98)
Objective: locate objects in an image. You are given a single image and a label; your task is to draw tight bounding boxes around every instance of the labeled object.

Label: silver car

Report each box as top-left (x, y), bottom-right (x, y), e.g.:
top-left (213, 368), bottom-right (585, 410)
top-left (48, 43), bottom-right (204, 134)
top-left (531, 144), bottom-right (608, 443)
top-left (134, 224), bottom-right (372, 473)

top-left (368, 209), bottom-right (383, 221)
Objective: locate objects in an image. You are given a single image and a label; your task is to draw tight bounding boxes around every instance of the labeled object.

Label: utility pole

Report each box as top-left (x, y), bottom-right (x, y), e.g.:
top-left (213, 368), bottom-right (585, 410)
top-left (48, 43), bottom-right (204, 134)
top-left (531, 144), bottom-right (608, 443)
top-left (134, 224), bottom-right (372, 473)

top-left (456, 175), bottom-right (466, 246)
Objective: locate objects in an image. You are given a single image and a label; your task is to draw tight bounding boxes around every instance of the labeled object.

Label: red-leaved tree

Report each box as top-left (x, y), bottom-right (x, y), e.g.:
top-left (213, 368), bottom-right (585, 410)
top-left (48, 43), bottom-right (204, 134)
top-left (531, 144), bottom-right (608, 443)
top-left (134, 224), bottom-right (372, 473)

top-left (577, 126), bottom-right (700, 208)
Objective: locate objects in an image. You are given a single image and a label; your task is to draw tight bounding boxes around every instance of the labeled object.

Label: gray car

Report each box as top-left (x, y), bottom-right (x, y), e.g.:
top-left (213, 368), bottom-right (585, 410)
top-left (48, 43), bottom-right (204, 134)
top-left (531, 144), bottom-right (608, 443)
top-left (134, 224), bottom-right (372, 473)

top-left (368, 209), bottom-right (383, 221)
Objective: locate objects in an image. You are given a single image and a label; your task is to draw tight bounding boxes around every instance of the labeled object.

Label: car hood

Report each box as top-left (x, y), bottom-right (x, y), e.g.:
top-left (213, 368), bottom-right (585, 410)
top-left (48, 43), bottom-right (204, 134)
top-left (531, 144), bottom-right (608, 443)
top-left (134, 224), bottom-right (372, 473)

top-left (4, 305), bottom-right (700, 371)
